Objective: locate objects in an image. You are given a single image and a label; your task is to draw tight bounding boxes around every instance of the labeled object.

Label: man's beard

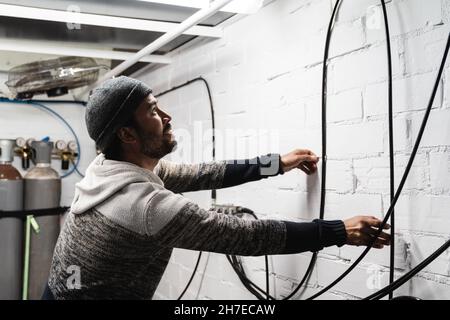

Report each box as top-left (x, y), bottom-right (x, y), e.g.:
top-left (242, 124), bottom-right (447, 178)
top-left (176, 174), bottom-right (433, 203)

top-left (137, 125), bottom-right (177, 159)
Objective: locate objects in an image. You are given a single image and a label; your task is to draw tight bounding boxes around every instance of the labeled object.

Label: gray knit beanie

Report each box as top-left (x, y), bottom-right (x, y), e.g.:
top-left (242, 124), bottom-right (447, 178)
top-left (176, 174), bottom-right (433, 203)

top-left (85, 76), bottom-right (152, 151)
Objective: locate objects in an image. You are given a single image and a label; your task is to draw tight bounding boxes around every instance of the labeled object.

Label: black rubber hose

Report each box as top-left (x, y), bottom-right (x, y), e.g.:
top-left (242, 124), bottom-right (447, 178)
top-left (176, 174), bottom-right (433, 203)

top-left (156, 77), bottom-right (215, 300)
top-left (308, 32), bottom-right (450, 300)
top-left (241, 209), bottom-right (271, 299)
top-left (364, 238), bottom-right (450, 300)
top-left (226, 208), bottom-right (274, 300)
top-left (158, 79), bottom-right (274, 300)
top-left (280, 0), bottom-right (342, 301)
top-left (157, 79), bottom-right (272, 300)
top-left (379, 0), bottom-right (396, 300)
top-left (177, 251), bottom-right (203, 300)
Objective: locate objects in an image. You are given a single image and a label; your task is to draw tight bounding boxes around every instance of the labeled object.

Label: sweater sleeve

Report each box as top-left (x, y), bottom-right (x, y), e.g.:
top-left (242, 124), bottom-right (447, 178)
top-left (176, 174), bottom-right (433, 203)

top-left (154, 154), bottom-right (284, 194)
top-left (144, 191), bottom-right (347, 256)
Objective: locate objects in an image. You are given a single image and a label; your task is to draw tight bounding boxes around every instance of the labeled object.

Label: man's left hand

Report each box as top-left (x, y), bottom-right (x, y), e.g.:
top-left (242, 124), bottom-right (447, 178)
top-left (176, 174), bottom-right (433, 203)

top-left (280, 149), bottom-right (319, 175)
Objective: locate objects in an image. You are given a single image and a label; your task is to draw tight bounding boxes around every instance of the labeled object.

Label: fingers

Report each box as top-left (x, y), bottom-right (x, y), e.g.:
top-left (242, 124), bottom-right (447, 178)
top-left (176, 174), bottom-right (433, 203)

top-left (294, 150), bottom-right (319, 162)
top-left (345, 215), bottom-right (392, 249)
top-left (305, 161), bottom-right (317, 174)
top-left (298, 161), bottom-right (317, 175)
top-left (298, 163), bottom-right (312, 175)
top-left (363, 216), bottom-right (391, 229)
top-left (357, 233), bottom-right (390, 248)
top-left (363, 226), bottom-right (391, 242)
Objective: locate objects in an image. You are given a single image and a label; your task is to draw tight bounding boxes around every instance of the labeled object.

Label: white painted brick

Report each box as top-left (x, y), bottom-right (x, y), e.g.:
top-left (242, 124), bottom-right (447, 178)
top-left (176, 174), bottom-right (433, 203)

top-left (389, 0), bottom-right (443, 36)
top-left (430, 152), bottom-right (450, 193)
top-left (271, 253), bottom-right (318, 282)
top-left (133, 0), bottom-right (450, 300)
top-left (277, 127), bottom-right (322, 156)
top-left (364, 82), bottom-right (388, 117)
top-left (410, 109), bottom-right (450, 147)
top-left (445, 0), bottom-right (450, 23)
top-left (326, 160), bottom-right (354, 193)
top-left (251, 189), bottom-right (321, 221)
top-left (214, 42), bottom-right (245, 73)
top-left (407, 234), bottom-right (450, 276)
top-left (398, 275), bottom-right (450, 300)
top-left (337, 0), bottom-right (380, 23)
top-left (189, 99), bottom-right (212, 122)
top-left (188, 51), bottom-right (215, 80)
top-left (393, 72), bottom-right (443, 112)
top-left (328, 89), bottom-right (363, 123)
top-left (329, 20), bottom-right (366, 58)
top-left (401, 27), bottom-right (450, 76)
top-left (316, 258), bottom-right (390, 298)
top-left (394, 152), bottom-right (429, 192)
top-left (283, 0), bottom-right (332, 35)
top-left (290, 65), bottom-right (324, 99)
top-left (305, 95), bottom-right (322, 127)
top-left (154, 280), bottom-right (173, 299)
top-left (325, 193), bottom-right (383, 220)
top-left (354, 161), bottom-right (391, 193)
top-left (328, 121), bottom-right (384, 156)
top-left (208, 71), bottom-right (230, 95)
top-left (199, 274), bottom-right (232, 299)
top-left (392, 116), bottom-right (410, 151)
top-left (445, 65), bottom-right (450, 109)
top-left (396, 195), bottom-right (450, 234)
top-left (339, 235), bottom-right (409, 270)
top-left (331, 45), bottom-right (397, 92)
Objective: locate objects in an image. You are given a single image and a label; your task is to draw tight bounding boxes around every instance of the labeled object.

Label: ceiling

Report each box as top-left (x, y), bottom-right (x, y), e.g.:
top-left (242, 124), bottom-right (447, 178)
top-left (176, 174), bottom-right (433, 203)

top-left (0, 0), bottom-right (235, 76)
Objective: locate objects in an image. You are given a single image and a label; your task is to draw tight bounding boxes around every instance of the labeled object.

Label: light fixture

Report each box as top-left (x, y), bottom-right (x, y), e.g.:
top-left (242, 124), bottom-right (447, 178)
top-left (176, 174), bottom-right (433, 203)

top-left (137, 0), bottom-right (263, 14)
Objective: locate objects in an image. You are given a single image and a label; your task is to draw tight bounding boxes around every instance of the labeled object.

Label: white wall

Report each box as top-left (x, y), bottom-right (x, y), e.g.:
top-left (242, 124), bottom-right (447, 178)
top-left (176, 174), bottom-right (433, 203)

top-left (134, 0), bottom-right (450, 300)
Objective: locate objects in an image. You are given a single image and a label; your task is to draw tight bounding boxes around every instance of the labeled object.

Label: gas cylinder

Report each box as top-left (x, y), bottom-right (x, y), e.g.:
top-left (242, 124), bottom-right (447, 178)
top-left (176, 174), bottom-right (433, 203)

top-left (0, 139), bottom-right (23, 300)
top-left (24, 141), bottom-right (61, 300)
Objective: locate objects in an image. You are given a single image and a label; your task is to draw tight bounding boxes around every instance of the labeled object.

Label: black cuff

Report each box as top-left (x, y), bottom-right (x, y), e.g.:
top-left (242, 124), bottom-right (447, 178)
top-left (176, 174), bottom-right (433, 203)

top-left (282, 219), bottom-right (347, 254)
top-left (313, 219), bottom-right (347, 248)
top-left (282, 221), bottom-right (321, 254)
top-left (222, 153), bottom-right (283, 188)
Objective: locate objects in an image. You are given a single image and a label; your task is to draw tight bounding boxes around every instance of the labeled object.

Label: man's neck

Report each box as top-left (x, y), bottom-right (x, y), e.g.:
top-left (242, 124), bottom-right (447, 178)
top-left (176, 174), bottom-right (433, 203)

top-left (121, 153), bottom-right (159, 171)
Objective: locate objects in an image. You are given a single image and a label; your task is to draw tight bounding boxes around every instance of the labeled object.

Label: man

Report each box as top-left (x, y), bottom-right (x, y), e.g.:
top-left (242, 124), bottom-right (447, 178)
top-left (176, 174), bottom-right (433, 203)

top-left (45, 76), bottom-right (390, 299)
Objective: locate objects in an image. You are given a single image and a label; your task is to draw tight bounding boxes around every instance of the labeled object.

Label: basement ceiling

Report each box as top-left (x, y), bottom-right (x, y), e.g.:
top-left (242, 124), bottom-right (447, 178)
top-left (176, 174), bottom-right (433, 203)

top-left (0, 0), bottom-right (235, 75)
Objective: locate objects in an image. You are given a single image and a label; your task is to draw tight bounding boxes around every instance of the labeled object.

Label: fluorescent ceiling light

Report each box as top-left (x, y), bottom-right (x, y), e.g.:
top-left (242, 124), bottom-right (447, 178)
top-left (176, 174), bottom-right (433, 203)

top-left (137, 0), bottom-right (263, 14)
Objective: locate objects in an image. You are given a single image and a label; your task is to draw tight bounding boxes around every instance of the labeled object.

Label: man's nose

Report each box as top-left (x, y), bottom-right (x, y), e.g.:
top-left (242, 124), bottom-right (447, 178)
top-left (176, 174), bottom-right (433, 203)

top-left (158, 109), bottom-right (172, 123)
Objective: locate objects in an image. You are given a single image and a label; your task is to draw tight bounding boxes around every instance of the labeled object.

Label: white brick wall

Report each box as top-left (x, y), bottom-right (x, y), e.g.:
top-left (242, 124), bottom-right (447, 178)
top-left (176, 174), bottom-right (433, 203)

top-left (134, 0), bottom-right (450, 300)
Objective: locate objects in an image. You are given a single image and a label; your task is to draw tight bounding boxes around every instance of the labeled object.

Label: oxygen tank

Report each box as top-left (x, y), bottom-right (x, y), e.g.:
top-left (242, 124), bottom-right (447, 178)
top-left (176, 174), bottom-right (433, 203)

top-left (24, 141), bottom-right (61, 300)
top-left (0, 139), bottom-right (23, 300)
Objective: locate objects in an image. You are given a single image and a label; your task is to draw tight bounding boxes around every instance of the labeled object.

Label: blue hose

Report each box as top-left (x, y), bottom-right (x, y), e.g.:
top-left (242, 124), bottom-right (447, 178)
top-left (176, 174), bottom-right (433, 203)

top-left (0, 97), bottom-right (84, 178)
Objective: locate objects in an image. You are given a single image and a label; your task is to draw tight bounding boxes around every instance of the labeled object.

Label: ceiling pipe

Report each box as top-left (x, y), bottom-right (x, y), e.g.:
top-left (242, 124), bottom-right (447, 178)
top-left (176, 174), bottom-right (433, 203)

top-left (82, 0), bottom-right (234, 95)
top-left (0, 38), bottom-right (172, 65)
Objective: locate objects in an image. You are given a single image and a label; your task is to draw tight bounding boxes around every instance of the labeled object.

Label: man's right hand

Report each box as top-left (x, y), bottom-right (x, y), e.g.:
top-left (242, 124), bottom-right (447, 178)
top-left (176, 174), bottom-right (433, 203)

top-left (343, 216), bottom-right (391, 249)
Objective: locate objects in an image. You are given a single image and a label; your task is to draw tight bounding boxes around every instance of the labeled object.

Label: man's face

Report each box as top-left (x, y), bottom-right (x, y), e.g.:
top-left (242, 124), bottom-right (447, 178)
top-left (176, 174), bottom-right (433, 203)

top-left (132, 94), bottom-right (177, 159)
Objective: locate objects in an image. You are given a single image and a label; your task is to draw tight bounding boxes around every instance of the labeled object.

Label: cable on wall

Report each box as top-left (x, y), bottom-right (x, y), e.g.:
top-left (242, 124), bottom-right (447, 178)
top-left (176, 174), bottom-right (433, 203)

top-left (157, 77), bottom-right (273, 300)
top-left (308, 32), bottom-right (450, 300)
top-left (279, 0), bottom-right (343, 301)
top-left (156, 77), bottom-right (218, 300)
top-left (378, 0), bottom-right (397, 299)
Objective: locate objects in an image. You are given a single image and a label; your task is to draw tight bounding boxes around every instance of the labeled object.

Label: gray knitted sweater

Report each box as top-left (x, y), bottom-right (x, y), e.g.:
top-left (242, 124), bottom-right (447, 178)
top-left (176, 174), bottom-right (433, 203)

top-left (47, 154), bottom-right (346, 299)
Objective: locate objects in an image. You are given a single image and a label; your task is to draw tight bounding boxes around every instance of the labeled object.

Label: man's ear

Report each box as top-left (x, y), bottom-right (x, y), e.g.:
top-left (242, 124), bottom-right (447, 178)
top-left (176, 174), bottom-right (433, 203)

top-left (117, 127), bottom-right (138, 144)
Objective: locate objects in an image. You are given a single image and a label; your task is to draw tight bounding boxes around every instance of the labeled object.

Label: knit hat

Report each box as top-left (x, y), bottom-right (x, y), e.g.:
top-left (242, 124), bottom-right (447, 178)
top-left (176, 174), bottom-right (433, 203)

top-left (85, 76), bottom-right (153, 151)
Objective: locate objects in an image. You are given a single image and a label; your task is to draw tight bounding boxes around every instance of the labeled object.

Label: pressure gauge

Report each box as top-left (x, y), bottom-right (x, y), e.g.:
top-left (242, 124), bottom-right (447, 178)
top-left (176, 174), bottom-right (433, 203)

top-left (68, 140), bottom-right (78, 152)
top-left (15, 137), bottom-right (26, 148)
top-left (26, 138), bottom-right (35, 147)
top-left (55, 140), bottom-right (67, 151)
